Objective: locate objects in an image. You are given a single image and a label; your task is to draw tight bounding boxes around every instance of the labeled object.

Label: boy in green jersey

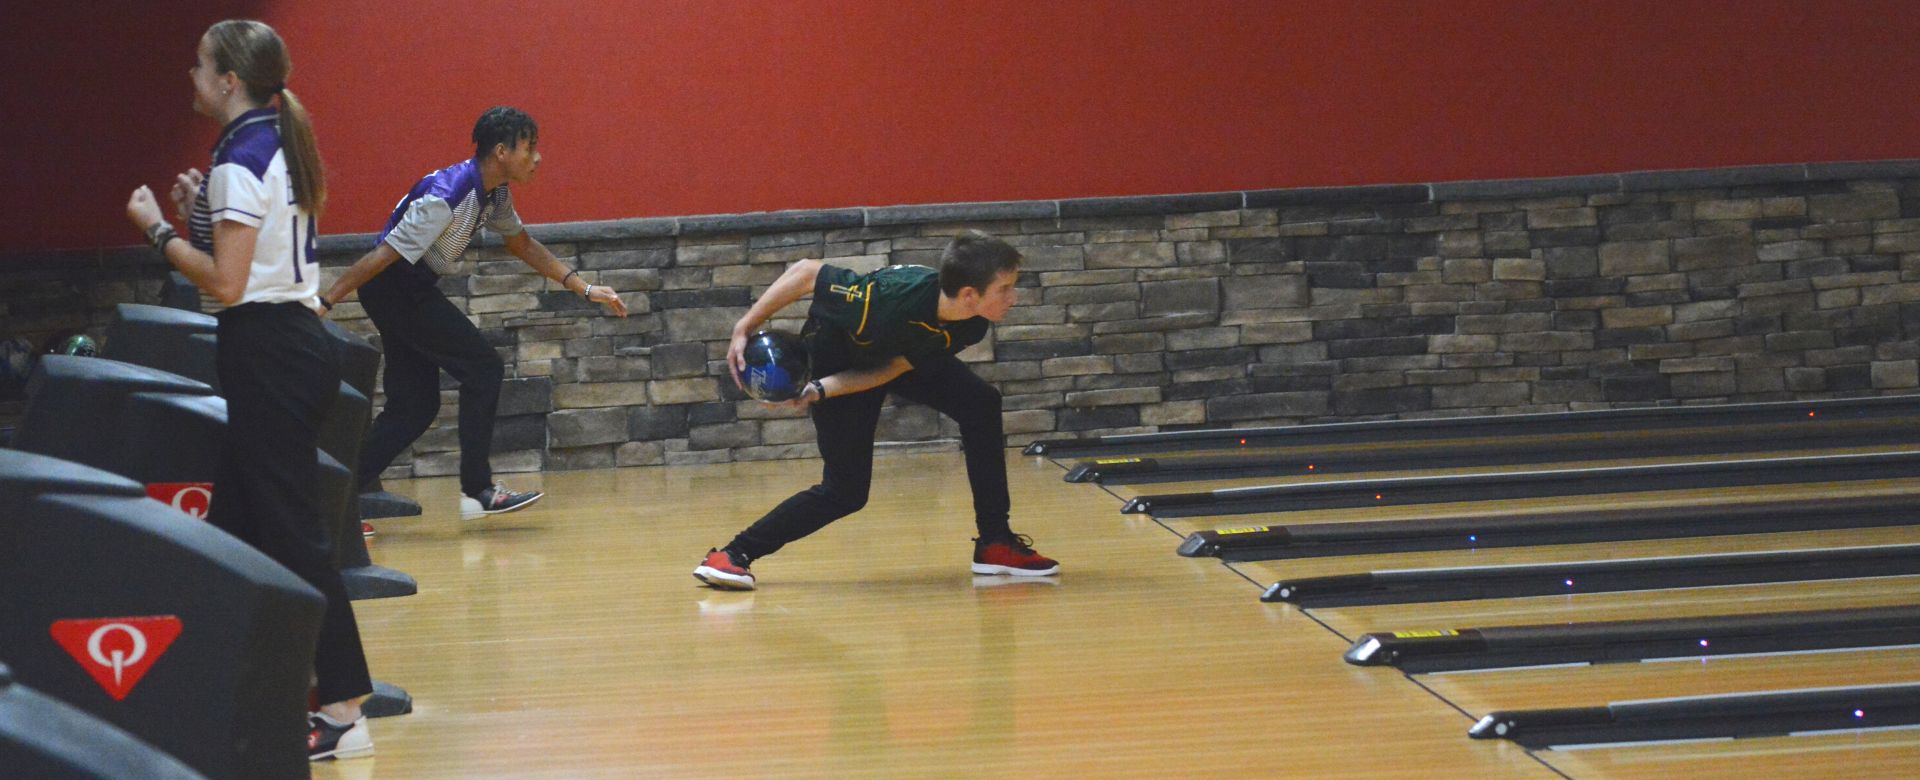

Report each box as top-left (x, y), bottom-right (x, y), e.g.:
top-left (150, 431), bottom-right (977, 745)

top-left (695, 230), bottom-right (1060, 590)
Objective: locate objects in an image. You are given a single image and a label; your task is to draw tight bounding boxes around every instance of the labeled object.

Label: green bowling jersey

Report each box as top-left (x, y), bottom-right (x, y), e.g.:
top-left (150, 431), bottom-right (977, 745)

top-left (806, 264), bottom-right (990, 374)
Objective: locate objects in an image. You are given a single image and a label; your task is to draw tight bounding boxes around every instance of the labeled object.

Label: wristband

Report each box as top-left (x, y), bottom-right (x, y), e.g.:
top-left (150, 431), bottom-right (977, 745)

top-left (808, 379), bottom-right (827, 401)
top-left (144, 222), bottom-right (179, 253)
top-left (580, 284), bottom-right (595, 300)
top-left (318, 296), bottom-right (334, 312)
top-left (562, 268), bottom-right (580, 287)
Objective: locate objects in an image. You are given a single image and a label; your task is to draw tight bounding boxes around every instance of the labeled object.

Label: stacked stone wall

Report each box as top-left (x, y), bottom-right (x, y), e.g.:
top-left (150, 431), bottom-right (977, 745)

top-left (5, 161), bottom-right (1918, 478)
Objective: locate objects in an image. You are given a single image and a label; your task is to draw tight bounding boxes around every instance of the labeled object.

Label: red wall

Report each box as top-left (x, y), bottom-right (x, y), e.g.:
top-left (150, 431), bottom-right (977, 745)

top-left (12, 1), bottom-right (1920, 253)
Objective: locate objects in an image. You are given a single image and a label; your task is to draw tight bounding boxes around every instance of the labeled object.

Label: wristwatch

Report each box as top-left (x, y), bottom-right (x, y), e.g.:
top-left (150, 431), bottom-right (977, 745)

top-left (808, 379), bottom-right (827, 401)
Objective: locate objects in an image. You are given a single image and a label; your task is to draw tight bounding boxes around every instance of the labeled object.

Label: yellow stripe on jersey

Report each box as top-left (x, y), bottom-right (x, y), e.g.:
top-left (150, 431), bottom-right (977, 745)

top-left (908, 320), bottom-right (951, 349)
top-left (855, 282), bottom-right (874, 336)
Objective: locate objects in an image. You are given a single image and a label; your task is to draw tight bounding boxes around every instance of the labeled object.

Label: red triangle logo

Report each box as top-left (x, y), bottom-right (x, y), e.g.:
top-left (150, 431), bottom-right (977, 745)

top-left (49, 616), bottom-right (184, 701)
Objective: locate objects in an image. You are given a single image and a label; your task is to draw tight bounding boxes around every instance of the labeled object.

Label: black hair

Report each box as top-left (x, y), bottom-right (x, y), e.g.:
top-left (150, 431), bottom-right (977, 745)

top-left (473, 106), bottom-right (538, 158)
top-left (938, 230), bottom-right (1022, 296)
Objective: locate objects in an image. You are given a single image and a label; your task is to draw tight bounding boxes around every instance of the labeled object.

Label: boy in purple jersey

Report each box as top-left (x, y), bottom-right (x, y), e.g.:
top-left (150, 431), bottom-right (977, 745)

top-left (321, 107), bottom-right (627, 517)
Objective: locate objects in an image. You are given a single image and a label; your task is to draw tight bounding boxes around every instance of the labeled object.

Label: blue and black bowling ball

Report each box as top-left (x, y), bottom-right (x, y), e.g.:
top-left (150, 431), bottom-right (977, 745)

top-left (739, 330), bottom-right (810, 402)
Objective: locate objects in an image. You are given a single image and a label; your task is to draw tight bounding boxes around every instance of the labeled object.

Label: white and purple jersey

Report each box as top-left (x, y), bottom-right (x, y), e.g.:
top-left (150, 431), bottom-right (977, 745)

top-left (188, 107), bottom-right (320, 309)
top-left (375, 159), bottom-right (523, 281)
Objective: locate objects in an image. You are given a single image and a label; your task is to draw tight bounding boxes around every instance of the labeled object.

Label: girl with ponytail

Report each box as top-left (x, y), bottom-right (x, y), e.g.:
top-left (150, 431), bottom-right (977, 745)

top-left (124, 19), bottom-right (375, 763)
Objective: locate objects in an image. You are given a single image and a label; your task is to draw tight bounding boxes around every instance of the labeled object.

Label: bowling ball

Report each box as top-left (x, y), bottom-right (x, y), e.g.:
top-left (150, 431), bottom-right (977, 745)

top-left (43, 331), bottom-right (98, 358)
top-left (738, 330), bottom-right (810, 402)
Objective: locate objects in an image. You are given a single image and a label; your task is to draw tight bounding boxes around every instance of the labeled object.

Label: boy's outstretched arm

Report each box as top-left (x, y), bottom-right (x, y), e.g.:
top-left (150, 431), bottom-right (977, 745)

top-left (504, 231), bottom-right (628, 317)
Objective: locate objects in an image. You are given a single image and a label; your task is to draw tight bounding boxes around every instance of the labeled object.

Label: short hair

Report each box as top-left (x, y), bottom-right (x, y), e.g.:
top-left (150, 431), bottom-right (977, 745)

top-left (473, 106), bottom-right (538, 158)
top-left (938, 230), bottom-right (1022, 296)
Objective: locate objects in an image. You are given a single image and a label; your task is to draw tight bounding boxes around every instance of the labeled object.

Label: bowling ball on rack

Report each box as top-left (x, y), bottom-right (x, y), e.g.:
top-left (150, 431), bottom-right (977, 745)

top-left (42, 331), bottom-right (98, 358)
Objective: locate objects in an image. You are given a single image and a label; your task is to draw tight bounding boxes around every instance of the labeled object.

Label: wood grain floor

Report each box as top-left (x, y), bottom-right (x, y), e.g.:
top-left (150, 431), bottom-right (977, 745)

top-left (312, 447), bottom-right (1920, 779)
top-left (1158, 452), bottom-right (1920, 778)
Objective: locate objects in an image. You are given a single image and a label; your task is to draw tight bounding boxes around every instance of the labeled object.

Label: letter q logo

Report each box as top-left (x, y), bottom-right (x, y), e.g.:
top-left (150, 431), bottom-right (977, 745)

top-left (145, 482), bottom-right (214, 520)
top-left (50, 616), bottom-right (184, 701)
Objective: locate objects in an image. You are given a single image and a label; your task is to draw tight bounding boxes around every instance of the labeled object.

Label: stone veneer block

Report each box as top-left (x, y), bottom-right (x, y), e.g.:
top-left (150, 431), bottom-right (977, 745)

top-left (1059, 193), bottom-right (1242, 218)
top-left (1873, 360), bottom-right (1920, 388)
top-left (1432, 174), bottom-right (1621, 200)
top-left (865, 201), bottom-right (1057, 225)
top-left (549, 408), bottom-right (628, 447)
top-left (1620, 164), bottom-right (1807, 191)
top-left (1244, 184), bottom-right (1429, 207)
top-left (496, 377), bottom-right (553, 416)
top-left (1805, 159), bottom-right (1920, 181)
top-left (679, 209), bottom-right (864, 236)
top-left (555, 381), bottom-right (650, 408)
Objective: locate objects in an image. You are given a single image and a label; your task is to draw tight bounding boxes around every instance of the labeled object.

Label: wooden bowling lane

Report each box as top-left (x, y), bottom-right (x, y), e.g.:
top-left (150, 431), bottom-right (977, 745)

top-left (1152, 477), bottom-right (1920, 598)
top-left (1038, 446), bottom-right (1920, 778)
top-left (1224, 524), bottom-right (1920, 589)
top-left (312, 451), bottom-right (1559, 779)
top-left (1419, 649), bottom-right (1920, 778)
top-left (1310, 574), bottom-right (1920, 641)
top-left (1059, 417), bottom-right (1920, 465)
top-left (1142, 478), bottom-right (1920, 543)
top-left (1422, 647), bottom-right (1920, 715)
top-left (1096, 443), bottom-right (1920, 500)
top-left (1538, 728), bottom-right (1920, 779)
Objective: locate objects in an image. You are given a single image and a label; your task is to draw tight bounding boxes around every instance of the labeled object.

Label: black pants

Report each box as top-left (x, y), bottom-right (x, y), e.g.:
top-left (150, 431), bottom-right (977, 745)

top-left (209, 302), bottom-right (372, 705)
top-left (727, 353), bottom-right (1013, 560)
top-left (356, 272), bottom-right (504, 497)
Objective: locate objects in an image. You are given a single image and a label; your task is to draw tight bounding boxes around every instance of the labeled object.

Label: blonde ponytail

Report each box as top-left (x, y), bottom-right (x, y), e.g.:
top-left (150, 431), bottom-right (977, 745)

top-left (276, 88), bottom-right (327, 217)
